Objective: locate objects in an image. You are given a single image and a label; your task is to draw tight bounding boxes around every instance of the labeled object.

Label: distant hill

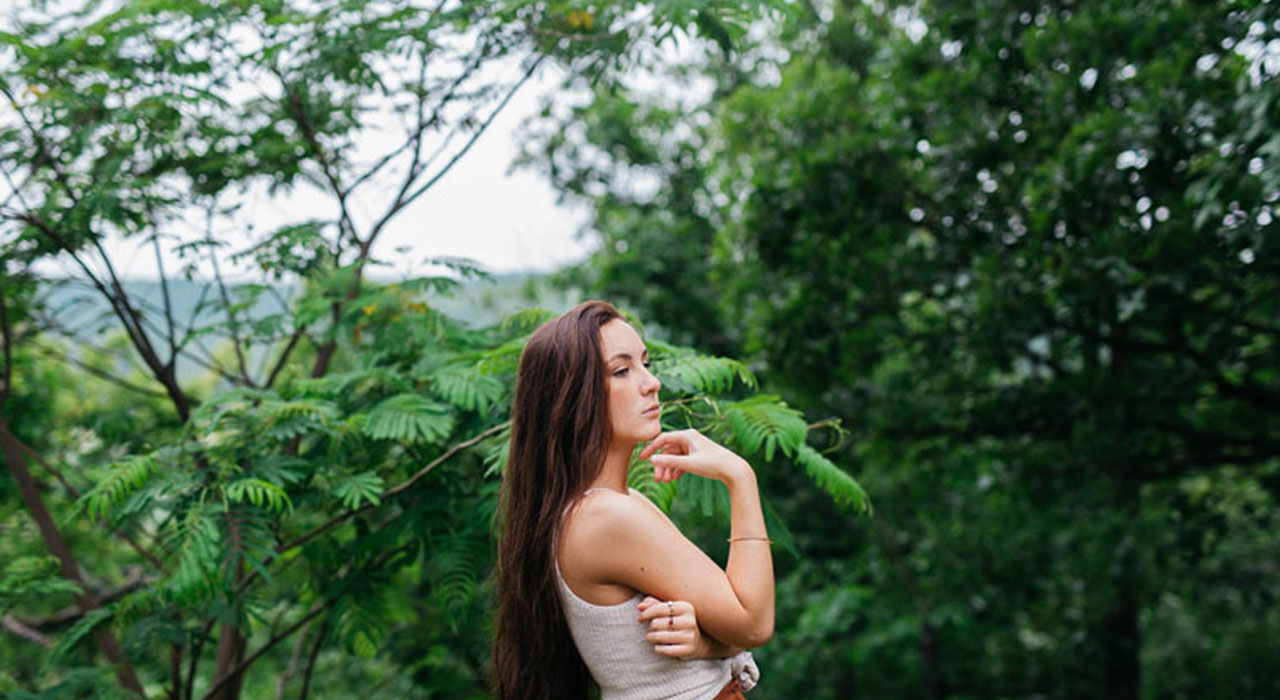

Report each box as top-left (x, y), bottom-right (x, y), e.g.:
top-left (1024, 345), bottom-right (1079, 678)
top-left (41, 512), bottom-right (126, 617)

top-left (36, 272), bottom-right (585, 384)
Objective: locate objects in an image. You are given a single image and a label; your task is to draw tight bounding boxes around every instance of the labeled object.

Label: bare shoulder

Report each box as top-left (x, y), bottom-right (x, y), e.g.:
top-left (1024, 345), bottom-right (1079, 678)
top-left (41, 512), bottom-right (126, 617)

top-left (562, 489), bottom-right (672, 550)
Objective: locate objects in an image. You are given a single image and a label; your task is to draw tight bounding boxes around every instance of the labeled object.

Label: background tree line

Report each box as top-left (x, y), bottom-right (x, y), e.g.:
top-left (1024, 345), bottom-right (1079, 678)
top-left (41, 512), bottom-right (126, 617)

top-left (2, 0), bottom-right (1278, 698)
top-left (527, 0), bottom-right (1279, 697)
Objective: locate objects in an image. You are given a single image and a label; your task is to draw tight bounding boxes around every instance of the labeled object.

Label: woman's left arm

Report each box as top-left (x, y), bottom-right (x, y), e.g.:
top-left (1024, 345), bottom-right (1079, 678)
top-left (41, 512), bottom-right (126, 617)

top-left (637, 596), bottom-right (742, 660)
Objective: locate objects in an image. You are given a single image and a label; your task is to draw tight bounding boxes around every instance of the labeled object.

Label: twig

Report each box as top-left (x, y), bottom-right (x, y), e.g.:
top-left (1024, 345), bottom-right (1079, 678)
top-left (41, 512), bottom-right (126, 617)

top-left (32, 343), bottom-right (170, 399)
top-left (264, 327), bottom-right (306, 389)
top-left (1, 614), bottom-right (52, 647)
top-left (274, 619), bottom-right (312, 700)
top-left (297, 616), bottom-right (330, 700)
top-left (152, 230), bottom-right (181, 368)
top-left (0, 281), bottom-right (11, 409)
top-left (15, 439), bottom-right (167, 572)
top-left (276, 422), bottom-right (508, 553)
top-left (198, 600), bottom-right (330, 700)
top-left (206, 203), bottom-right (253, 386)
top-left (365, 54), bottom-right (544, 248)
top-left (184, 618), bottom-right (217, 700)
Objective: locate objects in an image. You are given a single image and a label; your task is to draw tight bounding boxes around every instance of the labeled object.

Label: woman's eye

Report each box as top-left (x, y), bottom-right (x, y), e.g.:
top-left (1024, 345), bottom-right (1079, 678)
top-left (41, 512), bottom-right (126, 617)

top-left (613, 368), bottom-right (629, 377)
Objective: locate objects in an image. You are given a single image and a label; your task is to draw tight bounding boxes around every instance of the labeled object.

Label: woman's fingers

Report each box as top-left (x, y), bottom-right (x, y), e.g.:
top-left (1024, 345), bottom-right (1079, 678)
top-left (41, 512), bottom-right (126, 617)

top-left (640, 600), bottom-right (699, 659)
top-left (651, 452), bottom-right (697, 478)
top-left (637, 600), bottom-right (693, 625)
top-left (637, 430), bottom-right (694, 461)
top-left (652, 642), bottom-right (695, 658)
top-left (652, 462), bottom-right (686, 483)
top-left (646, 613), bottom-right (695, 633)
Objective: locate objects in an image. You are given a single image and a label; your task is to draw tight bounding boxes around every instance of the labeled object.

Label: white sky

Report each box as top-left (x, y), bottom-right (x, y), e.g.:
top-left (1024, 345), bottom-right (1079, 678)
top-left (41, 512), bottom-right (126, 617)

top-left (28, 66), bottom-right (595, 283)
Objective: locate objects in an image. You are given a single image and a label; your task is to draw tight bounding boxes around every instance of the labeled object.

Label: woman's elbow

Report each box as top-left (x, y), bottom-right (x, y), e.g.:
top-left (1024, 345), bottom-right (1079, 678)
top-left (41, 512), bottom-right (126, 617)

top-left (745, 617), bottom-right (774, 648)
top-left (726, 615), bottom-right (773, 649)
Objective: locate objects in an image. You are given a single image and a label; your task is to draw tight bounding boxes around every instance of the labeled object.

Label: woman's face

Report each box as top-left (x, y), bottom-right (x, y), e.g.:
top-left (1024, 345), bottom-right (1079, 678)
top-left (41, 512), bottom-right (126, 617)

top-left (600, 319), bottom-right (662, 447)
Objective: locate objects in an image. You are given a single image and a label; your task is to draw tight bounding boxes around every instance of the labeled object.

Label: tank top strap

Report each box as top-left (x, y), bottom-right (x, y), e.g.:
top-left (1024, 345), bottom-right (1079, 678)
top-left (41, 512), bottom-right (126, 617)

top-left (582, 485), bottom-right (629, 496)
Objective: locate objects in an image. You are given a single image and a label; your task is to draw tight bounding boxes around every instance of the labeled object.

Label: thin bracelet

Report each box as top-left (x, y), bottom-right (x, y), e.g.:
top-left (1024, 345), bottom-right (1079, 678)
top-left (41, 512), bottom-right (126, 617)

top-left (727, 536), bottom-right (772, 544)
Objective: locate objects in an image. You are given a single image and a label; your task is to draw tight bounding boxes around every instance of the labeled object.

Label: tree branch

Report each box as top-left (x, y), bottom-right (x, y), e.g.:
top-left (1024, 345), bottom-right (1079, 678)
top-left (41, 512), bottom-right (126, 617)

top-left (297, 616), bottom-right (330, 700)
top-left (14, 438), bottom-right (168, 572)
top-left (32, 342), bottom-right (171, 400)
top-left (365, 54), bottom-right (544, 249)
top-left (0, 419), bottom-right (147, 695)
top-left (206, 204), bottom-right (254, 386)
top-left (10, 567), bottom-right (153, 630)
top-left (276, 422), bottom-right (507, 554)
top-left (264, 325), bottom-right (306, 390)
top-left (152, 231), bottom-right (181, 368)
top-left (198, 599), bottom-right (330, 700)
top-left (1, 614), bottom-right (52, 648)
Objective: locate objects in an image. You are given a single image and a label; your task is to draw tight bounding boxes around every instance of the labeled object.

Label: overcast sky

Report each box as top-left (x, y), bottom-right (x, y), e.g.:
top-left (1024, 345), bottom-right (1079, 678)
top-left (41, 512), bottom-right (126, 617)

top-left (30, 65), bottom-right (595, 283)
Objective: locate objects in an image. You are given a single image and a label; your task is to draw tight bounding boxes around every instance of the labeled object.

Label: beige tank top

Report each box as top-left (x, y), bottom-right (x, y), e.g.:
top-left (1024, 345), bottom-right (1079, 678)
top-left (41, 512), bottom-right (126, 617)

top-left (554, 487), bottom-right (759, 700)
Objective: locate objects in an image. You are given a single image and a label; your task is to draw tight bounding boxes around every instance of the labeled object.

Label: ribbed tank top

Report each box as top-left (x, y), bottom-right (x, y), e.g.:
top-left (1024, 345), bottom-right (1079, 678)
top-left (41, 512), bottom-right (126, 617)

top-left (553, 488), bottom-right (756, 700)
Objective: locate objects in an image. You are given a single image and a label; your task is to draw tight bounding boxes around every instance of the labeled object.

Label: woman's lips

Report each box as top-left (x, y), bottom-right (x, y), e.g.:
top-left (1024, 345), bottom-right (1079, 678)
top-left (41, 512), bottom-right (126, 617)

top-left (642, 404), bottom-right (661, 417)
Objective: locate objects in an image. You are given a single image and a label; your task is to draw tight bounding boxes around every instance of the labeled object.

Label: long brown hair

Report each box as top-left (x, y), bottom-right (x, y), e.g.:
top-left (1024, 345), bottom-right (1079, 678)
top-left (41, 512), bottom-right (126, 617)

top-left (493, 301), bottom-right (622, 700)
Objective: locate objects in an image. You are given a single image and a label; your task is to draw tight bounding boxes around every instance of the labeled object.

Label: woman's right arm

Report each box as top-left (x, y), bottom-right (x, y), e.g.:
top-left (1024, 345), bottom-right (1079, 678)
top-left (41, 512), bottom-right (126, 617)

top-left (564, 430), bottom-right (775, 648)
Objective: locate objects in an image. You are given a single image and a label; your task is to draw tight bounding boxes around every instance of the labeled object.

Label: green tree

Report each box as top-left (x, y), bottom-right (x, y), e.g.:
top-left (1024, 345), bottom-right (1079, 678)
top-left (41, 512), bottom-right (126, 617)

top-left (0, 1), bottom-right (864, 698)
top-left (527, 0), bottom-right (1280, 697)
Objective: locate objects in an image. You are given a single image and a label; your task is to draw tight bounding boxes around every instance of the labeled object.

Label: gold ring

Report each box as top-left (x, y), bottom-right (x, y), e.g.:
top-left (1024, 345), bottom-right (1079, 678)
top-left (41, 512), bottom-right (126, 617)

top-left (666, 601), bottom-right (674, 616)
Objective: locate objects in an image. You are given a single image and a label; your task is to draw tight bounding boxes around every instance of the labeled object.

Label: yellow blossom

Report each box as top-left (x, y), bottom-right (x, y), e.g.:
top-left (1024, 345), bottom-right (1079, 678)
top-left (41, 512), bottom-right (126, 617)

top-left (567, 10), bottom-right (594, 30)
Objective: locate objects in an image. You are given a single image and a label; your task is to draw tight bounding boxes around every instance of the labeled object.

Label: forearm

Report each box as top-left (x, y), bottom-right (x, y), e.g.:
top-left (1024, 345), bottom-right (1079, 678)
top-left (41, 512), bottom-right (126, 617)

top-left (686, 629), bottom-right (743, 659)
top-left (722, 465), bottom-right (775, 645)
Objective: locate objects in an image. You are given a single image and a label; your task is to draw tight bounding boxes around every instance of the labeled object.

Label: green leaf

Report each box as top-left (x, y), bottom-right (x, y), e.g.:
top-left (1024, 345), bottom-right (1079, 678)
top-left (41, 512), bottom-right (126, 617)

top-left (332, 471), bottom-right (385, 509)
top-left (795, 444), bottom-right (871, 515)
top-left (361, 393), bottom-right (453, 444)
top-left (225, 477), bottom-right (292, 512)
top-left (653, 354), bottom-right (756, 394)
top-left (167, 509), bottom-right (221, 603)
top-left (723, 395), bottom-right (807, 460)
top-left (428, 363), bottom-right (505, 413)
top-left (49, 607), bottom-right (114, 661)
top-left (79, 455), bottom-right (155, 521)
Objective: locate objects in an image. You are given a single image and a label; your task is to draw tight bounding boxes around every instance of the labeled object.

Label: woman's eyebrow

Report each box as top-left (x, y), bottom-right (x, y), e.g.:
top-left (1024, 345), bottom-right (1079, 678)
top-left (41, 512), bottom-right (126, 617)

top-left (607, 349), bottom-right (647, 363)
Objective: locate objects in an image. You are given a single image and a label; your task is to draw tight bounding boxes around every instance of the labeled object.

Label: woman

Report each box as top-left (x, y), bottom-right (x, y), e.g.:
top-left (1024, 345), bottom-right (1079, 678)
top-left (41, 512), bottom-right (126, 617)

top-left (493, 301), bottom-right (774, 700)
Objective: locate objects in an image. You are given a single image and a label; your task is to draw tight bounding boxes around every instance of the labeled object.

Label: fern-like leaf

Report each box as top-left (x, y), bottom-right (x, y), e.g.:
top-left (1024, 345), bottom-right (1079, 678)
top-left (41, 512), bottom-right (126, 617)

top-left (428, 530), bottom-right (490, 627)
top-left (795, 444), bottom-right (871, 515)
top-left (290, 368), bottom-right (409, 399)
top-left (49, 606), bottom-right (113, 661)
top-left (225, 478), bottom-right (292, 513)
top-left (0, 556), bottom-right (81, 615)
top-left (361, 393), bottom-right (453, 444)
top-left (80, 455), bottom-right (155, 521)
top-left (500, 308), bottom-right (556, 335)
top-left (653, 355), bottom-right (756, 394)
top-left (483, 427), bottom-right (511, 478)
top-left (428, 364), bottom-right (504, 414)
top-left (723, 395), bottom-right (807, 461)
top-left (167, 509), bottom-right (221, 604)
top-left (332, 472), bottom-right (385, 509)
top-left (475, 334), bottom-right (529, 375)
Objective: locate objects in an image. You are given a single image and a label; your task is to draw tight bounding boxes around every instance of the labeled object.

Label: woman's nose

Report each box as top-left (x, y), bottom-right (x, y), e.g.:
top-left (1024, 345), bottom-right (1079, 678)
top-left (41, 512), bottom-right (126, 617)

top-left (643, 366), bottom-right (661, 394)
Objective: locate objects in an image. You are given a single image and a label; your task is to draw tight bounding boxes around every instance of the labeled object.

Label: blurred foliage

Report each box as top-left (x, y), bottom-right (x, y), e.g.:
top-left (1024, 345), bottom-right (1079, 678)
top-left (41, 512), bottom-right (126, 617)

top-left (527, 0), bottom-right (1280, 697)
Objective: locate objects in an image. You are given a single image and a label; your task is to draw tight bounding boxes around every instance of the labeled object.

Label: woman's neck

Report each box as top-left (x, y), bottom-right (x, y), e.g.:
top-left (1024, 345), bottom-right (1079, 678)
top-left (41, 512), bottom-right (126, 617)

top-left (592, 441), bottom-right (634, 492)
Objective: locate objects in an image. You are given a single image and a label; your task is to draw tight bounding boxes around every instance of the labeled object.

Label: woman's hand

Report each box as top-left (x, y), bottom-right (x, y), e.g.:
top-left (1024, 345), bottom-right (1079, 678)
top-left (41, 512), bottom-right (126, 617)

top-left (638, 430), bottom-right (751, 486)
top-left (637, 596), bottom-right (738, 659)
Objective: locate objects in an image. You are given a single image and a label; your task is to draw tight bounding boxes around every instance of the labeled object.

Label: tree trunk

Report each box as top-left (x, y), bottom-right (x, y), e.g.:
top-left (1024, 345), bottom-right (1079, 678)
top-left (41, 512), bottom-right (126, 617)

top-left (208, 622), bottom-right (246, 700)
top-left (0, 418), bottom-right (146, 696)
top-left (1102, 479), bottom-right (1141, 700)
top-left (1101, 585), bottom-right (1140, 700)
